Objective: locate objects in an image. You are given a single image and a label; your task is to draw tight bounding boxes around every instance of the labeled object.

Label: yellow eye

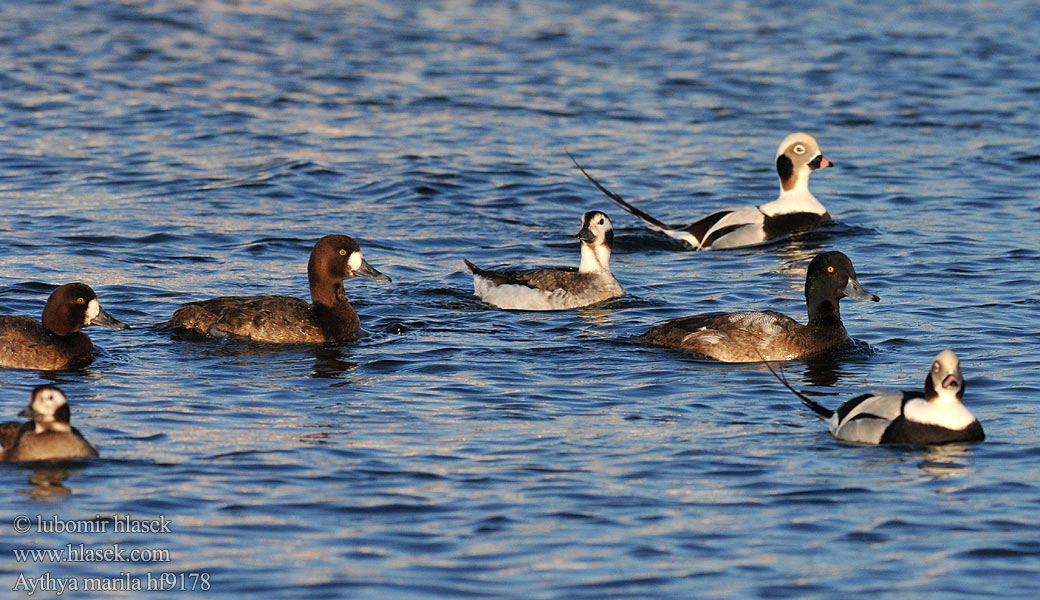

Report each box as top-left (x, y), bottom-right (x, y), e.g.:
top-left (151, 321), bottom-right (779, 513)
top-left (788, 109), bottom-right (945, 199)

top-left (827, 266), bottom-right (834, 273)
top-left (76, 297), bottom-right (86, 304)
top-left (339, 249), bottom-right (347, 256)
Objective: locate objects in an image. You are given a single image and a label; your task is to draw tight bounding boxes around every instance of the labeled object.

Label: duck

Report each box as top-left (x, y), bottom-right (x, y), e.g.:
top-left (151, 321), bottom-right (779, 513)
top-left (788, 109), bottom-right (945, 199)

top-left (640, 251), bottom-right (878, 362)
top-left (463, 210), bottom-right (624, 311)
top-left (0, 283), bottom-right (129, 370)
top-left (569, 132), bottom-right (833, 250)
top-left (1, 385), bottom-right (98, 461)
top-left (770, 350), bottom-right (984, 445)
top-left (162, 234), bottom-right (390, 343)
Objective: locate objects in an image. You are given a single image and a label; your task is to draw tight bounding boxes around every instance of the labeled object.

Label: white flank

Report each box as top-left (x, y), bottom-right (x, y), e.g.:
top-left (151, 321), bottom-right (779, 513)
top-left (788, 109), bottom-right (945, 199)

top-left (472, 276), bottom-right (572, 310)
top-left (829, 390), bottom-right (903, 444)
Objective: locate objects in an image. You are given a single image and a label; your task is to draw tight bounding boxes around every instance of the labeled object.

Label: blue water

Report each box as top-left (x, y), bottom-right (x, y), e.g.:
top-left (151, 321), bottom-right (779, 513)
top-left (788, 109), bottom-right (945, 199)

top-left (2, 1), bottom-right (1039, 598)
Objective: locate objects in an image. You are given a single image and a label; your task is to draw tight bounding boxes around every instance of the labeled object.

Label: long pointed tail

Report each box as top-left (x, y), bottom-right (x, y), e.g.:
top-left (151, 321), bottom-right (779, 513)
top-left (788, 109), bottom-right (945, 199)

top-left (567, 152), bottom-right (673, 233)
top-left (759, 357), bottom-right (834, 420)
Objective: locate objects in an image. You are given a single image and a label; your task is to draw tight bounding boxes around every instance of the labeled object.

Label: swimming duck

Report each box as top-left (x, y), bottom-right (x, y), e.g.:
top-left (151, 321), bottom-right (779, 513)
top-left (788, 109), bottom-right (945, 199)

top-left (640, 251), bottom-right (877, 362)
top-left (771, 350), bottom-right (984, 445)
top-left (569, 132), bottom-right (833, 249)
top-left (0, 283), bottom-right (129, 370)
top-left (1, 385), bottom-right (98, 461)
top-left (163, 234), bottom-right (390, 343)
top-left (463, 210), bottom-right (624, 310)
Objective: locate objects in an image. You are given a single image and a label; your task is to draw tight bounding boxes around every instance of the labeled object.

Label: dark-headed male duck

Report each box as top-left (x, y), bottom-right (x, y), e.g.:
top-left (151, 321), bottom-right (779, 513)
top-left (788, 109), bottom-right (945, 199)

top-left (570, 132), bottom-right (833, 250)
top-left (1, 385), bottom-right (98, 461)
top-left (162, 234), bottom-right (390, 343)
top-left (0, 283), bottom-right (128, 370)
top-left (772, 350), bottom-right (984, 445)
top-left (463, 210), bottom-right (624, 310)
top-left (640, 251), bottom-right (878, 362)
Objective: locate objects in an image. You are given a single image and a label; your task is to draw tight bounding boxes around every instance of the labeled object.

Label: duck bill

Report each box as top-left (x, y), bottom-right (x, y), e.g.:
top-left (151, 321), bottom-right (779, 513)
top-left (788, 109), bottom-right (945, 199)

top-left (808, 155), bottom-right (833, 170)
top-left (18, 406), bottom-right (35, 419)
top-left (91, 307), bottom-right (130, 330)
top-left (941, 374), bottom-right (961, 389)
top-left (575, 227), bottom-right (596, 243)
top-left (355, 259), bottom-right (391, 283)
top-left (843, 278), bottom-right (879, 302)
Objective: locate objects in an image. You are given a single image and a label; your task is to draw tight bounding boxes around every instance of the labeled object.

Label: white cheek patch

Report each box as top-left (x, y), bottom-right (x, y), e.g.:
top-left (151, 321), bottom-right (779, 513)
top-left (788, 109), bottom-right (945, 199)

top-left (348, 252), bottom-right (363, 272)
top-left (34, 389), bottom-right (67, 419)
top-left (84, 298), bottom-right (101, 325)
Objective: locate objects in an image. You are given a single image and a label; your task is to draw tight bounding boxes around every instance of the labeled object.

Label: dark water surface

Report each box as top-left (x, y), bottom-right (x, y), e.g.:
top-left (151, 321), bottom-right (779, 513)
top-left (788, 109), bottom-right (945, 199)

top-left (2, 1), bottom-right (1039, 598)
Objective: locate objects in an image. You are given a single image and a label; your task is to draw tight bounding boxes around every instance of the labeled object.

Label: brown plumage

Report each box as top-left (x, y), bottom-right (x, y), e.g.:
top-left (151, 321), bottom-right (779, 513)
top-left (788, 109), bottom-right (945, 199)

top-left (0, 420), bottom-right (28, 449)
top-left (640, 251), bottom-right (879, 362)
top-left (464, 262), bottom-right (583, 291)
top-left (163, 234), bottom-right (390, 343)
top-left (0, 283), bottom-right (129, 370)
top-left (2, 385), bottom-right (98, 462)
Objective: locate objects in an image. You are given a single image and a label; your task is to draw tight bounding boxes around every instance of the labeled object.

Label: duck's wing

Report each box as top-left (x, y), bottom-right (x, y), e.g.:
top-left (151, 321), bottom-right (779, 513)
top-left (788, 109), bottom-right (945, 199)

top-left (0, 420), bottom-right (30, 449)
top-left (165, 295), bottom-right (323, 342)
top-left (694, 206), bottom-right (771, 249)
top-left (4, 430), bottom-right (98, 461)
top-left (829, 390), bottom-right (916, 444)
top-left (71, 426), bottom-right (100, 457)
top-left (641, 310), bottom-right (805, 362)
top-left (465, 261), bottom-right (579, 292)
top-left (0, 316), bottom-right (83, 370)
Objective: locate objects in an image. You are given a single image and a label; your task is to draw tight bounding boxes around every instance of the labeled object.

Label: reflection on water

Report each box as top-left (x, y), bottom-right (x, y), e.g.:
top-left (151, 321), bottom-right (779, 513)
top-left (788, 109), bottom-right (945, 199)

top-left (16, 465), bottom-right (76, 500)
top-left (310, 347), bottom-right (359, 379)
top-left (917, 443), bottom-right (975, 478)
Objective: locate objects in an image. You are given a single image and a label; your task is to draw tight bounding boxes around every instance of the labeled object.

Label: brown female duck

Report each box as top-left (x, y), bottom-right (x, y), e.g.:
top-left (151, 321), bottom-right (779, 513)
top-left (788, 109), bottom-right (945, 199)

top-left (0, 283), bottom-right (128, 370)
top-left (163, 235), bottom-right (390, 343)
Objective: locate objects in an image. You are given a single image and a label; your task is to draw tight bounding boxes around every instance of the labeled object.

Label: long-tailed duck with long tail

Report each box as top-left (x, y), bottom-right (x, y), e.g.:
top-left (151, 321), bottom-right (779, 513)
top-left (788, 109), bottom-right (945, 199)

top-left (766, 350), bottom-right (985, 445)
top-left (569, 132), bottom-right (833, 250)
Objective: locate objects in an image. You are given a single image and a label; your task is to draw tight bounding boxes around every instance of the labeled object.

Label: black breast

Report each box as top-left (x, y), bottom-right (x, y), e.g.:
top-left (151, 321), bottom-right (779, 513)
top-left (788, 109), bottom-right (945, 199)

top-left (879, 417), bottom-right (985, 445)
top-left (762, 212), bottom-right (829, 240)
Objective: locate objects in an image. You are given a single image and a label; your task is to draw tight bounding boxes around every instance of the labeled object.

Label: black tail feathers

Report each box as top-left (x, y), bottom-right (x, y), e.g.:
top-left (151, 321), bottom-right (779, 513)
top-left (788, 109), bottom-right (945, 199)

top-left (759, 357), bottom-right (834, 420)
top-left (566, 152), bottom-right (672, 232)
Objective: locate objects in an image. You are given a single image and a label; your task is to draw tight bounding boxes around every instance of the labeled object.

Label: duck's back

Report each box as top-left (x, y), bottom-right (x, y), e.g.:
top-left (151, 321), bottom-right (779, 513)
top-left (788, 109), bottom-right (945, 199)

top-left (640, 310), bottom-right (842, 362)
top-left (2, 428), bottom-right (98, 462)
top-left (0, 420), bottom-right (29, 449)
top-left (468, 263), bottom-right (623, 310)
top-left (164, 295), bottom-right (345, 343)
top-left (0, 316), bottom-right (94, 370)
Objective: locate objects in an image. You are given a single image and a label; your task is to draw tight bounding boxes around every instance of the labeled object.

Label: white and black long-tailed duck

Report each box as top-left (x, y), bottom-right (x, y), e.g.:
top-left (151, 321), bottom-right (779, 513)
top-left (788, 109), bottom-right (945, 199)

top-left (569, 132), bottom-right (833, 250)
top-left (768, 350), bottom-right (984, 445)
